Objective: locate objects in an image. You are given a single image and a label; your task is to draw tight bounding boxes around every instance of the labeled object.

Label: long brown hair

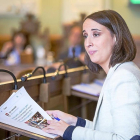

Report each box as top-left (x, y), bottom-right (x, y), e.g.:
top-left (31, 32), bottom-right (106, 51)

top-left (84, 10), bottom-right (136, 73)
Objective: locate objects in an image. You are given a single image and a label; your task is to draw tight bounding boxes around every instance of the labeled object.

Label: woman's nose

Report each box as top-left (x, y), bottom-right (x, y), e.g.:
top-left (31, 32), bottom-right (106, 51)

top-left (85, 37), bottom-right (93, 48)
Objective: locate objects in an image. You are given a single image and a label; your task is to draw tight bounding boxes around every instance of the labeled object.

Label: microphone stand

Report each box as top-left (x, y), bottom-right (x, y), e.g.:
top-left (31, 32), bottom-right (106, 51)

top-left (72, 47), bottom-right (75, 58)
top-left (65, 46), bottom-right (87, 72)
top-left (52, 63), bottom-right (68, 80)
top-left (21, 66), bottom-right (46, 83)
top-left (0, 69), bottom-right (18, 90)
top-left (32, 67), bottom-right (46, 83)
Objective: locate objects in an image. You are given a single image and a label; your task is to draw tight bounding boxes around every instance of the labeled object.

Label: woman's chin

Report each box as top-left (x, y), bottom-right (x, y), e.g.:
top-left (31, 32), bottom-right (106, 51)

top-left (90, 58), bottom-right (98, 64)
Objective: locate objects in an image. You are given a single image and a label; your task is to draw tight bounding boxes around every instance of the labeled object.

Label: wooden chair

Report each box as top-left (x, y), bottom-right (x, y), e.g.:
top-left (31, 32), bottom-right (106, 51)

top-left (20, 51), bottom-right (34, 64)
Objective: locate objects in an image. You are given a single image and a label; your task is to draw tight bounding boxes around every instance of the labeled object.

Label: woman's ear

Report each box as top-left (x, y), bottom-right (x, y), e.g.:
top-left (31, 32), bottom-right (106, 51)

top-left (113, 35), bottom-right (116, 44)
top-left (114, 37), bottom-right (116, 42)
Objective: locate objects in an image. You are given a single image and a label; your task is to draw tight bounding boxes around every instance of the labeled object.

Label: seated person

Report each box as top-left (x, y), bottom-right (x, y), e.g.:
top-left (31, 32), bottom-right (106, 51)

top-left (44, 25), bottom-right (86, 73)
top-left (0, 41), bottom-right (13, 59)
top-left (55, 25), bottom-right (85, 69)
top-left (58, 25), bottom-right (85, 60)
top-left (0, 31), bottom-right (32, 65)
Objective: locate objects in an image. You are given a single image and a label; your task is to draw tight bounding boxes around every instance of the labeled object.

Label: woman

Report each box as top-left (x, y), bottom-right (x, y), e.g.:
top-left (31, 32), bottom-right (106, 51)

top-left (0, 31), bottom-right (32, 65)
top-left (43, 10), bottom-right (140, 140)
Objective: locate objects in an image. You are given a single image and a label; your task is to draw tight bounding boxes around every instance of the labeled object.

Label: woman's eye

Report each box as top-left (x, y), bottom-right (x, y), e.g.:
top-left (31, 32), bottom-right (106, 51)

top-left (83, 34), bottom-right (87, 39)
top-left (93, 33), bottom-right (99, 37)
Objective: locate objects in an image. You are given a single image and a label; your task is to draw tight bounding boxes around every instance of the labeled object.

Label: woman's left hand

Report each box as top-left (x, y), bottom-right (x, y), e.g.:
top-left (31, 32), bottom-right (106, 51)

top-left (42, 120), bottom-right (69, 137)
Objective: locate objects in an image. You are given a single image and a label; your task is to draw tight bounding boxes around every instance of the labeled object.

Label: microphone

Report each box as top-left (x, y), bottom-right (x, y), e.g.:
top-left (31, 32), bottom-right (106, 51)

top-left (0, 69), bottom-right (18, 90)
top-left (21, 66), bottom-right (46, 83)
top-left (51, 62), bottom-right (71, 97)
top-left (21, 73), bottom-right (32, 82)
top-left (52, 62), bottom-right (68, 80)
top-left (72, 47), bottom-right (75, 58)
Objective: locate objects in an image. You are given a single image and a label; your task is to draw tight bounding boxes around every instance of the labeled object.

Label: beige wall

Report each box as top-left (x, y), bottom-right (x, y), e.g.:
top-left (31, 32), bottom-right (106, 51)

top-left (112, 0), bottom-right (140, 35)
top-left (0, 0), bottom-right (140, 36)
top-left (0, 17), bottom-right (21, 35)
top-left (0, 0), bottom-right (62, 36)
top-left (39, 0), bottom-right (62, 35)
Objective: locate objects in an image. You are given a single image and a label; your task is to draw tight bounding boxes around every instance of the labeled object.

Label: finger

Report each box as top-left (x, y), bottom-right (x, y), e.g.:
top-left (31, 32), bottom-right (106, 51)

top-left (43, 128), bottom-right (58, 135)
top-left (44, 123), bottom-right (59, 130)
top-left (47, 120), bottom-right (54, 124)
top-left (46, 110), bottom-right (58, 116)
top-left (46, 110), bottom-right (60, 119)
top-left (48, 119), bottom-right (61, 125)
top-left (47, 119), bottom-right (58, 125)
top-left (45, 110), bottom-right (54, 115)
top-left (44, 125), bottom-right (54, 129)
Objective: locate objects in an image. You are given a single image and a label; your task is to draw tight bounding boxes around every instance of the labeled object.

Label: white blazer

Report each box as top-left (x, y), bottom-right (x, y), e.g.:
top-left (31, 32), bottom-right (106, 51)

top-left (72, 62), bottom-right (140, 140)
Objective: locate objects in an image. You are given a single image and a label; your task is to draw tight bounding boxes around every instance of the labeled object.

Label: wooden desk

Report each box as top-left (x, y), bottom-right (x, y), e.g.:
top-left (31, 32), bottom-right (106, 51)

top-left (71, 90), bottom-right (99, 119)
top-left (0, 66), bottom-right (97, 139)
top-left (71, 90), bottom-right (98, 101)
top-left (0, 122), bottom-right (62, 140)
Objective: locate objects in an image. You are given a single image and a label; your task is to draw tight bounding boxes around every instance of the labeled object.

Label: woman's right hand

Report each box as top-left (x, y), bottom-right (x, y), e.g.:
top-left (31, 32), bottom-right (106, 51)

top-left (1, 41), bottom-right (13, 55)
top-left (46, 110), bottom-right (77, 126)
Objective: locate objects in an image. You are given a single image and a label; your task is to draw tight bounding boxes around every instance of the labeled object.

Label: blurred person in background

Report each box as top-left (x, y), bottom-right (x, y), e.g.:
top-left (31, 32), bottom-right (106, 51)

top-left (57, 25), bottom-right (85, 62)
top-left (50, 25), bottom-right (85, 70)
top-left (0, 31), bottom-right (32, 66)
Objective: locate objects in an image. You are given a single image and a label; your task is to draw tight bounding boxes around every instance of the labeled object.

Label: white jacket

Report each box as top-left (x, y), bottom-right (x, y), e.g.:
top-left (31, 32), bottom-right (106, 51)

top-left (72, 62), bottom-right (140, 140)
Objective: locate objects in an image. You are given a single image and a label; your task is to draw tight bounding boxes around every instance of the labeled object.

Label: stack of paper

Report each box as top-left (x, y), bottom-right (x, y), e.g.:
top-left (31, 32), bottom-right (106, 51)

top-left (0, 87), bottom-right (57, 138)
top-left (72, 79), bottom-right (104, 96)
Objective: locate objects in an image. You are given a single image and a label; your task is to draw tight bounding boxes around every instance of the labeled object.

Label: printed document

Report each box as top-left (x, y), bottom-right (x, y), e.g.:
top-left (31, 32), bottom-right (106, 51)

top-left (0, 87), bottom-right (56, 138)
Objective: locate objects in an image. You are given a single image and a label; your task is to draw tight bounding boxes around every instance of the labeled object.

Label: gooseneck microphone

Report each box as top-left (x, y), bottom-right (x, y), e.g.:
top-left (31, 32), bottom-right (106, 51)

top-left (32, 67), bottom-right (46, 83)
top-left (21, 66), bottom-right (46, 83)
top-left (21, 72), bottom-right (32, 82)
top-left (72, 47), bottom-right (75, 58)
top-left (52, 63), bottom-right (68, 80)
top-left (0, 69), bottom-right (18, 90)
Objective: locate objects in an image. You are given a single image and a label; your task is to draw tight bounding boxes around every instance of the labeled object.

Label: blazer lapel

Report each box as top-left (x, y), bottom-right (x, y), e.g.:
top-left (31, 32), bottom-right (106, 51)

top-left (92, 64), bottom-right (121, 129)
top-left (92, 79), bottom-right (108, 128)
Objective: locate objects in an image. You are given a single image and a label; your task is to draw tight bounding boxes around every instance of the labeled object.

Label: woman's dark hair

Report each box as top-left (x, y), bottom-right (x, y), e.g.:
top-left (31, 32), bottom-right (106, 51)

top-left (12, 30), bottom-right (29, 50)
top-left (84, 10), bottom-right (136, 73)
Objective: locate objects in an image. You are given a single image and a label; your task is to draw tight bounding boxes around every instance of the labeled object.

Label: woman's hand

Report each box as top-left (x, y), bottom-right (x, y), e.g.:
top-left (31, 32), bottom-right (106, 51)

top-left (1, 41), bottom-right (13, 55)
top-left (42, 119), bottom-right (69, 136)
top-left (46, 110), bottom-right (77, 126)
